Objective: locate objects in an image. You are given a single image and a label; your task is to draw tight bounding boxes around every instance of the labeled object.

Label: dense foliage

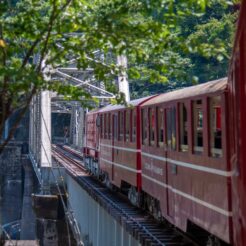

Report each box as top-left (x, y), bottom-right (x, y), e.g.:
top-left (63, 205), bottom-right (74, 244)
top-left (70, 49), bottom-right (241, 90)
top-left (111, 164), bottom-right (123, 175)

top-left (0, 0), bottom-right (236, 151)
top-left (130, 2), bottom-right (238, 98)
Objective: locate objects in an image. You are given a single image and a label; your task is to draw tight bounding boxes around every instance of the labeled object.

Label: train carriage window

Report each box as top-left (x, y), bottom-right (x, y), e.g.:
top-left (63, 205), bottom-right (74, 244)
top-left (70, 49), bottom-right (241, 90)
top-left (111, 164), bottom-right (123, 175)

top-left (113, 114), bottom-right (118, 140)
top-left (142, 109), bottom-right (148, 145)
top-left (167, 107), bottom-right (176, 150)
top-left (103, 114), bottom-right (106, 139)
top-left (118, 111), bottom-right (120, 141)
top-left (108, 113), bottom-right (111, 139)
top-left (105, 114), bottom-right (107, 139)
top-left (157, 107), bottom-right (164, 147)
top-left (193, 100), bottom-right (203, 154)
top-left (209, 96), bottom-right (223, 158)
top-left (132, 110), bottom-right (136, 142)
top-left (119, 111), bottom-right (124, 141)
top-left (126, 110), bottom-right (130, 142)
top-left (101, 115), bottom-right (103, 138)
top-left (179, 103), bottom-right (188, 152)
top-left (149, 108), bottom-right (155, 146)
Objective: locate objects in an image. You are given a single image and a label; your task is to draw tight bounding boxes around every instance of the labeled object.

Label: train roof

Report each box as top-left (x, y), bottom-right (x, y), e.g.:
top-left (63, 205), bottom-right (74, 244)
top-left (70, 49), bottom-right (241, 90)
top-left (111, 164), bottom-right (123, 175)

top-left (142, 77), bottom-right (227, 107)
top-left (86, 108), bottom-right (101, 115)
top-left (98, 96), bottom-right (155, 113)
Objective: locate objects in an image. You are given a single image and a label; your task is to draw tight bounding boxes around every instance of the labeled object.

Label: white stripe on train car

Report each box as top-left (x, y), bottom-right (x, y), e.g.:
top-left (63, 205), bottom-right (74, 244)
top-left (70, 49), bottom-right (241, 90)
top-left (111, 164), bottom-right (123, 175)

top-left (100, 143), bottom-right (234, 177)
top-left (142, 174), bottom-right (232, 217)
top-left (100, 158), bottom-right (141, 173)
top-left (141, 152), bottom-right (234, 177)
top-left (100, 143), bottom-right (140, 153)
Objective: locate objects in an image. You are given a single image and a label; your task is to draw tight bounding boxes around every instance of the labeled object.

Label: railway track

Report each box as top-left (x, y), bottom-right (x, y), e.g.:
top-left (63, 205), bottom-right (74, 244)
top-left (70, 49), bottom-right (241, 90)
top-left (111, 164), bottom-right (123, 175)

top-left (52, 145), bottom-right (85, 176)
top-left (59, 145), bottom-right (84, 160)
top-left (52, 144), bottom-right (199, 246)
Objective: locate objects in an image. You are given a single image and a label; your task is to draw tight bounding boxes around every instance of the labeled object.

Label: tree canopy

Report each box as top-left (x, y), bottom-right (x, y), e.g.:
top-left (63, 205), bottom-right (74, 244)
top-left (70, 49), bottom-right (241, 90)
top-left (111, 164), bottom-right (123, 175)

top-left (129, 1), bottom-right (238, 98)
top-left (0, 0), bottom-right (237, 150)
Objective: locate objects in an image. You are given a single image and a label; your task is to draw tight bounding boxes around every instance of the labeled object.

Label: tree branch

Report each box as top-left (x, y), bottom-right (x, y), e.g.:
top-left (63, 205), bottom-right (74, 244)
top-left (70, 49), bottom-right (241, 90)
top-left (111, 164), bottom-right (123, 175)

top-left (0, 46), bottom-right (9, 144)
top-left (0, 95), bottom-right (12, 138)
top-left (0, 87), bottom-right (36, 154)
top-left (37, 1), bottom-right (57, 70)
top-left (22, 0), bottom-right (73, 70)
top-left (21, 36), bottom-right (44, 68)
top-left (0, 0), bottom-right (73, 153)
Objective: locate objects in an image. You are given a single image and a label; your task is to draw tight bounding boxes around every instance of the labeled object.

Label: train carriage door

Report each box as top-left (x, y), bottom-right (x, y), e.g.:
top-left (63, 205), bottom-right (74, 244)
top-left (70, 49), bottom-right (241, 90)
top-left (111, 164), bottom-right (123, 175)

top-left (165, 105), bottom-right (176, 218)
top-left (112, 113), bottom-right (118, 181)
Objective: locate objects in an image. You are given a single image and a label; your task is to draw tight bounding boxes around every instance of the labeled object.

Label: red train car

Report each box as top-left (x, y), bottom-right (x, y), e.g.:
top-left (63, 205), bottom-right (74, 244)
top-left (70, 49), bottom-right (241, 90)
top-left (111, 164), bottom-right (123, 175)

top-left (98, 97), bottom-right (154, 205)
top-left (228, 0), bottom-right (246, 245)
top-left (84, 109), bottom-right (100, 172)
top-left (140, 78), bottom-right (232, 244)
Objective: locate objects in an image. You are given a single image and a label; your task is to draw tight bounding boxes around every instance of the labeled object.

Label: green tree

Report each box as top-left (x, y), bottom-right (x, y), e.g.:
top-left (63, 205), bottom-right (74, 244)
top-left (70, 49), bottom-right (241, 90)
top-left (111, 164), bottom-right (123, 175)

top-left (129, 1), bottom-right (238, 98)
top-left (0, 0), bottom-right (234, 152)
top-left (185, 11), bottom-right (237, 83)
